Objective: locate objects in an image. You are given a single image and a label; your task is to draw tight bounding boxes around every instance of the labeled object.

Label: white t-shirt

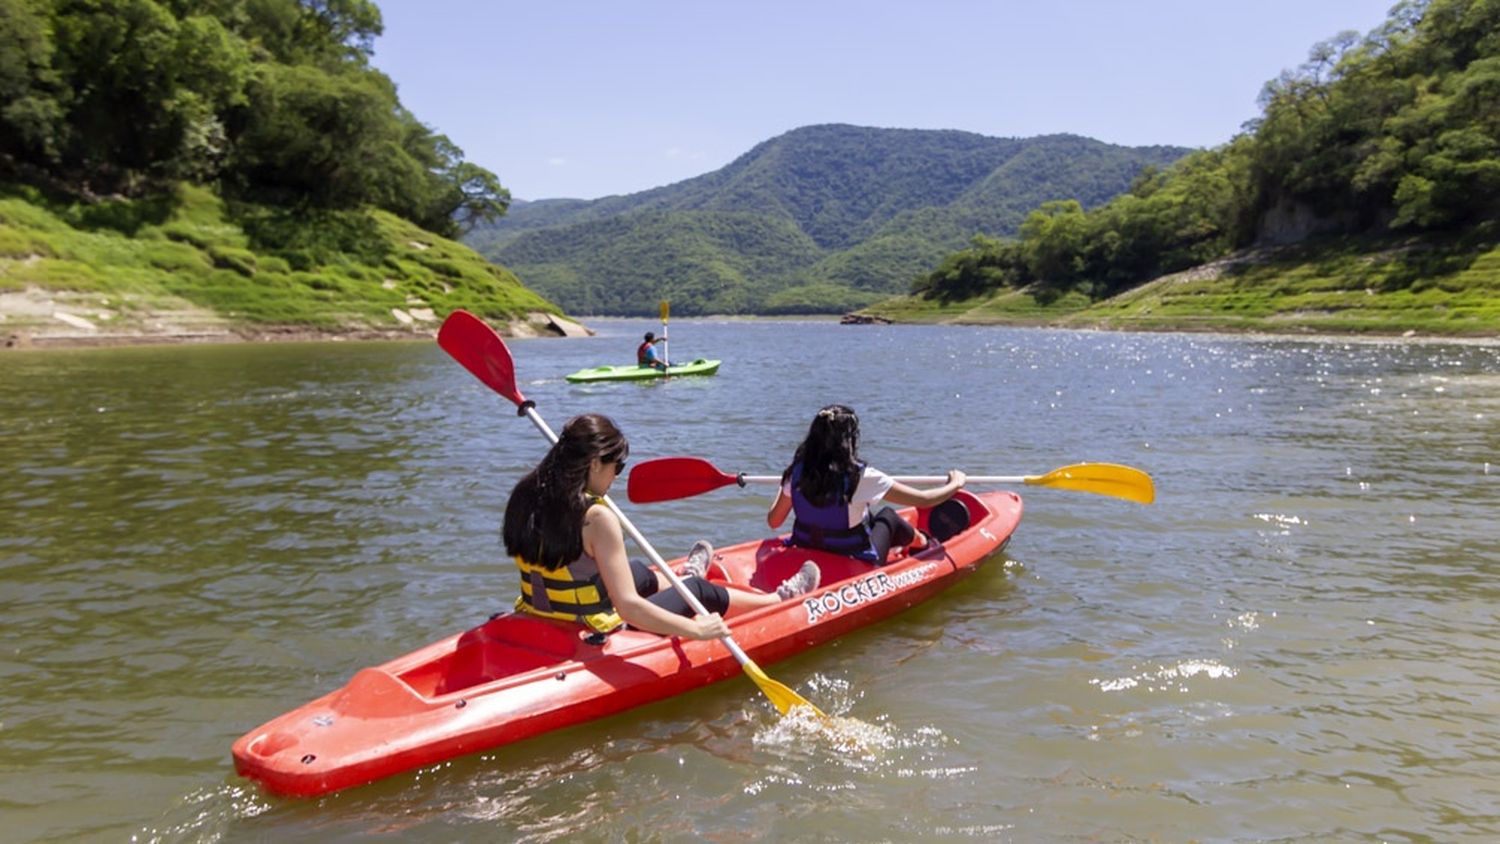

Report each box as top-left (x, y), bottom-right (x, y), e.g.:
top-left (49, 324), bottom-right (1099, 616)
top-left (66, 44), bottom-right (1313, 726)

top-left (781, 466), bottom-right (894, 528)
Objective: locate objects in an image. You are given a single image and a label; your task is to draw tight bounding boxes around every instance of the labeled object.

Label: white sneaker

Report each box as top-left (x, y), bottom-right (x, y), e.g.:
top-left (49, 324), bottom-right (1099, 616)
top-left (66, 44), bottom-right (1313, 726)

top-left (776, 561), bottom-right (821, 599)
top-left (682, 540), bottom-right (712, 578)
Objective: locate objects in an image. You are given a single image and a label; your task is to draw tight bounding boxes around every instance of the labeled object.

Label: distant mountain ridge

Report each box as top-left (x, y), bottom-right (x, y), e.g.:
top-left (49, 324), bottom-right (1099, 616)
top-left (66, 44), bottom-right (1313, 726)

top-left (466, 124), bottom-right (1189, 315)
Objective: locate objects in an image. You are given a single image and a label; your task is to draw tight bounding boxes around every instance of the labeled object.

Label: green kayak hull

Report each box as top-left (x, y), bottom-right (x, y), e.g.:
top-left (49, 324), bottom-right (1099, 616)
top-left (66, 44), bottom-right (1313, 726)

top-left (564, 359), bottom-right (722, 383)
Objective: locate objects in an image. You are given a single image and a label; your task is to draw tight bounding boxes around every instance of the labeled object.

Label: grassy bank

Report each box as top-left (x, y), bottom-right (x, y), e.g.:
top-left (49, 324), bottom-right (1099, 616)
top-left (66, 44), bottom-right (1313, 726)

top-left (0, 183), bottom-right (569, 347)
top-left (863, 229), bottom-right (1500, 336)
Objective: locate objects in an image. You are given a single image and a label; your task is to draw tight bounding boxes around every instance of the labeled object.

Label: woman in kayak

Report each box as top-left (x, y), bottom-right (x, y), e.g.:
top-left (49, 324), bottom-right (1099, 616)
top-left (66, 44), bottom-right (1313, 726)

top-left (768, 404), bottom-right (966, 565)
top-left (504, 413), bottom-right (819, 640)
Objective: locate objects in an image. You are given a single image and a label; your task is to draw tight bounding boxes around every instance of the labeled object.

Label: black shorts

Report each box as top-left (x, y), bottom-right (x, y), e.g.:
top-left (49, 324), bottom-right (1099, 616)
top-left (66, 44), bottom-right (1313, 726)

top-left (628, 558), bottom-right (729, 616)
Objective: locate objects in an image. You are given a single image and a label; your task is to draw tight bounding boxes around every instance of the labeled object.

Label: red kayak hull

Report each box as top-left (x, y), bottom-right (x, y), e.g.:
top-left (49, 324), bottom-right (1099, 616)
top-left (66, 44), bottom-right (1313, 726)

top-left (231, 490), bottom-right (1022, 797)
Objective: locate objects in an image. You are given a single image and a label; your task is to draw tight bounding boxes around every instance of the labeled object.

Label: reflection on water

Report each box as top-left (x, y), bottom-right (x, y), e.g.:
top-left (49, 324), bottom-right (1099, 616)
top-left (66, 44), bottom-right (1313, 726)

top-left (3, 325), bottom-right (1499, 842)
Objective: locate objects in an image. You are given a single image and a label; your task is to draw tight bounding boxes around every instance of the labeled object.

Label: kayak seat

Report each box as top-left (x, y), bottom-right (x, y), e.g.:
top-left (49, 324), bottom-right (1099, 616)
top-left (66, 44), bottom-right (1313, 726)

top-left (425, 618), bottom-right (581, 696)
top-left (922, 497), bottom-right (972, 543)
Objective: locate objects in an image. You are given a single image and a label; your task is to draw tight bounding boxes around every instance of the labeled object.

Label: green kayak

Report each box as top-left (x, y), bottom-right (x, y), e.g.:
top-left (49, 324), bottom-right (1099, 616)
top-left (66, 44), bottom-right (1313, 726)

top-left (564, 359), bottom-right (722, 383)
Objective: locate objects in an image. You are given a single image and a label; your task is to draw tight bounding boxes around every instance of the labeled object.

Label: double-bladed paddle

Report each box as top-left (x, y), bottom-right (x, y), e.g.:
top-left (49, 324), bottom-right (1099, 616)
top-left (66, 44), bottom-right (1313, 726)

top-left (628, 456), bottom-right (1155, 505)
top-left (436, 309), bottom-right (824, 718)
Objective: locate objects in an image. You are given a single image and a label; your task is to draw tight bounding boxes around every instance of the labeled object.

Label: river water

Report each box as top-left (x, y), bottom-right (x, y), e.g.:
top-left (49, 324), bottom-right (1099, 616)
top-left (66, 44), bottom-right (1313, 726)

top-left (2, 319), bottom-right (1498, 842)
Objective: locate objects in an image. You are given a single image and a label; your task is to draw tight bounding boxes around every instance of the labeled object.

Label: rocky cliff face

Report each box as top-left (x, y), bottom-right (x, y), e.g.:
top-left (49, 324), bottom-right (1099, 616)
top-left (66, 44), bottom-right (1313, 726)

top-left (1255, 200), bottom-right (1358, 246)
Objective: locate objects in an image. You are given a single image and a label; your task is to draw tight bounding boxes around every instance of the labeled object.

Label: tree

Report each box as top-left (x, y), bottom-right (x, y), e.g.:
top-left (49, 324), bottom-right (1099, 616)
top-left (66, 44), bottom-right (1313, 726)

top-left (441, 160), bottom-right (510, 235)
top-left (1019, 200), bottom-right (1088, 287)
top-left (238, 0), bottom-right (382, 65)
top-left (226, 62), bottom-right (403, 207)
top-left (3, 0), bottom-right (508, 237)
top-left (0, 0), bottom-right (65, 168)
top-left (390, 127), bottom-right (509, 237)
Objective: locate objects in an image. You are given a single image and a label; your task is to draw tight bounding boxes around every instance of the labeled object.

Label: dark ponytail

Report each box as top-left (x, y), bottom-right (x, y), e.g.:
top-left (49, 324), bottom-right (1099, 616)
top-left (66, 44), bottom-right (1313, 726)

top-left (503, 414), bottom-right (629, 568)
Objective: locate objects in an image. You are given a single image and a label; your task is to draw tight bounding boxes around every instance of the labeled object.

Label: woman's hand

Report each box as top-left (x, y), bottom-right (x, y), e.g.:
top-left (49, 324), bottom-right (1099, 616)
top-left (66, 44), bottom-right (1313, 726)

top-left (887, 469), bottom-right (967, 508)
top-left (687, 613), bottom-right (730, 641)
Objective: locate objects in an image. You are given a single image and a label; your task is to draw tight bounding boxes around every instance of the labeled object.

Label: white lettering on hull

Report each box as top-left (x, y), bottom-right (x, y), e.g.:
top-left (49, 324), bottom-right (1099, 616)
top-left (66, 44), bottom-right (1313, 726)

top-left (801, 563), bottom-right (940, 624)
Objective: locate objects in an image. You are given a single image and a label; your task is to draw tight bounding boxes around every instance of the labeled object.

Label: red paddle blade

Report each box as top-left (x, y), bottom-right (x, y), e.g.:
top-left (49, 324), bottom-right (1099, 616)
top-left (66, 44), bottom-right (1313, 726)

top-left (627, 457), bottom-right (739, 503)
top-left (437, 310), bottom-right (526, 407)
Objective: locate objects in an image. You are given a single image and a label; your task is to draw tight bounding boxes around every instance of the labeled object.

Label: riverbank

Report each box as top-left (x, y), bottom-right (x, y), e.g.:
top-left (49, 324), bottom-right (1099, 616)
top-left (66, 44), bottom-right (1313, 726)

top-left (10, 182), bottom-right (1494, 346)
top-left (1, 285), bottom-right (592, 350)
top-left (861, 231), bottom-right (1500, 338)
top-left (11, 285), bottom-right (1497, 350)
top-left (1, 183), bottom-right (588, 350)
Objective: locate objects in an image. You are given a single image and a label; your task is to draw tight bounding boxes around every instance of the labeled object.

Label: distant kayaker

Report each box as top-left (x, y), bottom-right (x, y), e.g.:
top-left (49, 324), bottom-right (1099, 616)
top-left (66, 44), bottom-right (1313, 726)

top-left (504, 413), bottom-right (819, 640)
top-left (637, 331), bottom-right (669, 371)
top-left (767, 404), bottom-right (966, 565)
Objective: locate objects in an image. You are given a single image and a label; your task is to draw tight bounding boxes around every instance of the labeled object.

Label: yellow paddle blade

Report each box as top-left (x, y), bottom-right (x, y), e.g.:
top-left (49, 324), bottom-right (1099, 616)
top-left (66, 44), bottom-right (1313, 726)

top-left (743, 659), bottom-right (827, 719)
top-left (660, 300), bottom-right (669, 322)
top-left (1025, 462), bottom-right (1155, 504)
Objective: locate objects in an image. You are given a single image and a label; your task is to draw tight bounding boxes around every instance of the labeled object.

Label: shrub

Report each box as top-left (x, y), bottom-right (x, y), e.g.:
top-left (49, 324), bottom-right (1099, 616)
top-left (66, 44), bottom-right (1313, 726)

top-left (143, 241), bottom-right (208, 271)
top-left (0, 226), bottom-right (53, 258)
top-left (208, 244), bottom-right (257, 276)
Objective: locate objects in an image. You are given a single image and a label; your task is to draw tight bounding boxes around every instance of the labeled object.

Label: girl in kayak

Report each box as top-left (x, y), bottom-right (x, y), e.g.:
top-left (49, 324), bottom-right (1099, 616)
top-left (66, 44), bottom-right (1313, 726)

top-left (768, 404), bottom-right (966, 565)
top-left (504, 413), bottom-right (819, 640)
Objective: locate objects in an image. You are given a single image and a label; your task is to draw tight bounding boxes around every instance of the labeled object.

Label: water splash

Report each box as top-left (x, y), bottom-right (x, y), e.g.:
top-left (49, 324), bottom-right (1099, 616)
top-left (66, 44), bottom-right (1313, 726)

top-left (747, 674), bottom-right (955, 778)
top-left (759, 702), bottom-right (899, 758)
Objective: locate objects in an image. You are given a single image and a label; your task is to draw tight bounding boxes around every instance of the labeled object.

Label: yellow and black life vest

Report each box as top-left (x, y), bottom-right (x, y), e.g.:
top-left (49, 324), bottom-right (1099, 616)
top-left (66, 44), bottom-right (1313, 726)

top-left (514, 551), bottom-right (624, 634)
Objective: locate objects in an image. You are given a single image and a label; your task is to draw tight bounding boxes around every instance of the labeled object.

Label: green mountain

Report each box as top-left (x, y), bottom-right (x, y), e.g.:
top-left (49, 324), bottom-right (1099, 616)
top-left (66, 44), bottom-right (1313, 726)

top-left (897, 0), bottom-right (1500, 336)
top-left (466, 125), bottom-right (1189, 315)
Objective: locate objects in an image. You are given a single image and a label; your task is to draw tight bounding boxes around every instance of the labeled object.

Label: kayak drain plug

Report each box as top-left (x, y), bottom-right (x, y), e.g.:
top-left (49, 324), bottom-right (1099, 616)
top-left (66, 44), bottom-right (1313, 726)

top-left (555, 672), bottom-right (567, 681)
top-left (455, 699), bottom-right (467, 709)
top-left (300, 754), bottom-right (316, 765)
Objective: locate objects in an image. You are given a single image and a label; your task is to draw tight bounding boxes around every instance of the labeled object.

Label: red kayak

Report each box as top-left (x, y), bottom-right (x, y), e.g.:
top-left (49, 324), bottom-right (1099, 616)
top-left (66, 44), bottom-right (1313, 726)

top-left (231, 490), bottom-right (1022, 797)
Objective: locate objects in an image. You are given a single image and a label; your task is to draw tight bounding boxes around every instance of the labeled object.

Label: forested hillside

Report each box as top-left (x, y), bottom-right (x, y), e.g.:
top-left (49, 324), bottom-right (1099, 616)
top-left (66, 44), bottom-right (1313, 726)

top-left (467, 126), bottom-right (1187, 315)
top-left (902, 0), bottom-right (1500, 335)
top-left (1, 0), bottom-right (563, 344)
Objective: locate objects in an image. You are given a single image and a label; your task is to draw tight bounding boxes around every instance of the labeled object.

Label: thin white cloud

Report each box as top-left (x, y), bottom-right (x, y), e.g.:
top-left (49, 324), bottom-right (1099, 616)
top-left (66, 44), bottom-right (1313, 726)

top-left (547, 157), bottom-right (567, 167)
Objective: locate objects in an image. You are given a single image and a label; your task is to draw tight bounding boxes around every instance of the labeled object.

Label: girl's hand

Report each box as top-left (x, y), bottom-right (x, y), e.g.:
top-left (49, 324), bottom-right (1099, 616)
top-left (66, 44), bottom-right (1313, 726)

top-left (689, 613), bottom-right (730, 640)
top-left (948, 469), bottom-right (968, 488)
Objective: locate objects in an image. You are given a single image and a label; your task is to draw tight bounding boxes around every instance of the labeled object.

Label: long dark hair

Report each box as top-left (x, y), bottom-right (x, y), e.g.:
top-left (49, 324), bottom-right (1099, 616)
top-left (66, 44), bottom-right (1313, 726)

top-left (783, 404), bottom-right (862, 506)
top-left (503, 413), bottom-right (629, 569)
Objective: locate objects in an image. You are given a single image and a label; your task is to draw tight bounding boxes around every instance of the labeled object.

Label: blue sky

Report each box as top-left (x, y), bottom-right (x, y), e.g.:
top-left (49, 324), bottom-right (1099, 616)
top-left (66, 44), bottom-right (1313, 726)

top-left (370, 1), bottom-right (1399, 202)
